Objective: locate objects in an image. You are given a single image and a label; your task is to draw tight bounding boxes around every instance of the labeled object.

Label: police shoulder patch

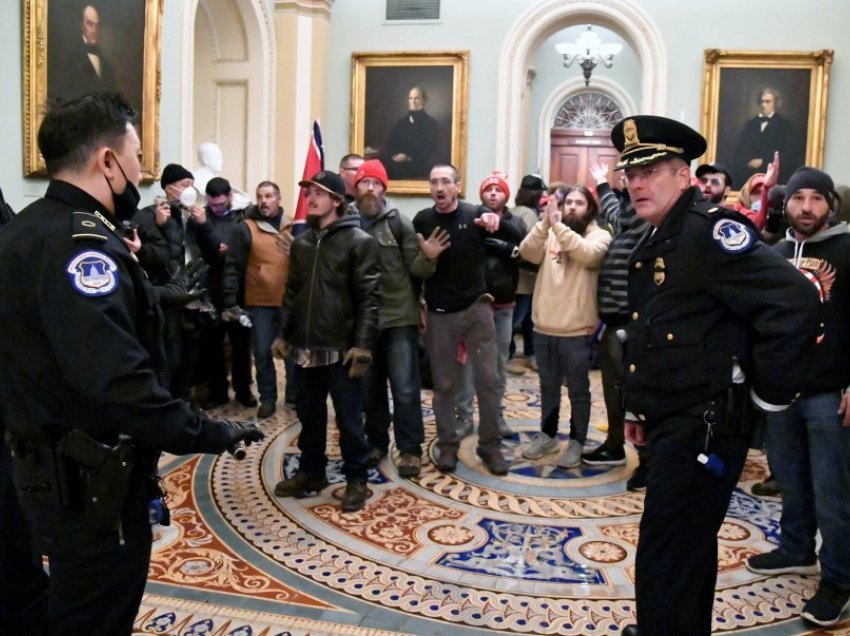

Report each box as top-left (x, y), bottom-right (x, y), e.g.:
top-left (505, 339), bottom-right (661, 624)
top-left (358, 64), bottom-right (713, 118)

top-left (711, 218), bottom-right (755, 253)
top-left (66, 250), bottom-right (119, 296)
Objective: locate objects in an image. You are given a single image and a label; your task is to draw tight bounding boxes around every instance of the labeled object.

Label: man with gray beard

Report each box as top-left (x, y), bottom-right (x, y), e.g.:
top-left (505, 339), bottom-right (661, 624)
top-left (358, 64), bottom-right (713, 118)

top-left (351, 159), bottom-right (448, 477)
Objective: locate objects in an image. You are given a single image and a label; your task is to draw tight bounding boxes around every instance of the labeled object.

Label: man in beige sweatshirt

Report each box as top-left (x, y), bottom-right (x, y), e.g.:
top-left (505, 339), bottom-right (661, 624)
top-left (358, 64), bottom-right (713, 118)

top-left (518, 185), bottom-right (611, 467)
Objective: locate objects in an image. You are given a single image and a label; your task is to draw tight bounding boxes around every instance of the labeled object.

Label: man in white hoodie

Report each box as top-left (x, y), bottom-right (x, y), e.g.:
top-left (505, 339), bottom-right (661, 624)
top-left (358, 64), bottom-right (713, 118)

top-left (518, 185), bottom-right (611, 467)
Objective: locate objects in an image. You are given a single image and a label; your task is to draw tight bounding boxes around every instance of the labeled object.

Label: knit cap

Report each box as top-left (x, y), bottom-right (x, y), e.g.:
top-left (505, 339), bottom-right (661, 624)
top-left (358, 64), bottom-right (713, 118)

top-left (784, 166), bottom-right (835, 207)
top-left (479, 172), bottom-right (510, 201)
top-left (354, 159), bottom-right (389, 190)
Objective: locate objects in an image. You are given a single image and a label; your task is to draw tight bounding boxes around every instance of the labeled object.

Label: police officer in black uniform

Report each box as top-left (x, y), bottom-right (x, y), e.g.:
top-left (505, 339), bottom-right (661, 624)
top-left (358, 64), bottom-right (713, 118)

top-left (0, 93), bottom-right (264, 636)
top-left (611, 116), bottom-right (822, 636)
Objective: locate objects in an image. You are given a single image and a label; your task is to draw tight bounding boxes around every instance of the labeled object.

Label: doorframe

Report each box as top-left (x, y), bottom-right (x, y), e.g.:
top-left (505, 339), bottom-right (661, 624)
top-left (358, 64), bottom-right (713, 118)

top-left (537, 76), bottom-right (637, 178)
top-left (495, 0), bottom-right (666, 185)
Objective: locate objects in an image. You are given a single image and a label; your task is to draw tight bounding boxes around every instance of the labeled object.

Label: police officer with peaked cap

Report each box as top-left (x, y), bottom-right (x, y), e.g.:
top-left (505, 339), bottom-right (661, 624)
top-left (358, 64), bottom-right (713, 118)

top-left (0, 93), bottom-right (264, 636)
top-left (611, 116), bottom-right (821, 636)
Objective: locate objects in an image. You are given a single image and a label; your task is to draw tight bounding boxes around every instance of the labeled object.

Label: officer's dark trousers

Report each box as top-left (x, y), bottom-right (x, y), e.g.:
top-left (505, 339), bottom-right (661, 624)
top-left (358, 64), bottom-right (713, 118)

top-left (0, 441), bottom-right (48, 634)
top-left (635, 413), bottom-right (748, 635)
top-left (21, 492), bottom-right (152, 636)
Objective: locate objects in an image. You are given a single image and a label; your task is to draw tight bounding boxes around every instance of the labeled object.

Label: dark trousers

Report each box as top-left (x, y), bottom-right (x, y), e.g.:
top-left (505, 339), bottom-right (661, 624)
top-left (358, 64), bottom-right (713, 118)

top-left (294, 362), bottom-right (371, 482)
top-left (635, 413), bottom-right (748, 635)
top-left (14, 474), bottom-right (153, 636)
top-left (597, 326), bottom-right (649, 461)
top-left (203, 321), bottom-right (253, 398)
top-left (0, 441), bottom-right (48, 634)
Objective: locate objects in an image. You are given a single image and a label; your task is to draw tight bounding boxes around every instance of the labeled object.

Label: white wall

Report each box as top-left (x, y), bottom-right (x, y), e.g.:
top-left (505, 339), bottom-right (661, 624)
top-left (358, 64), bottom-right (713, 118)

top-left (2, 0), bottom-right (849, 215)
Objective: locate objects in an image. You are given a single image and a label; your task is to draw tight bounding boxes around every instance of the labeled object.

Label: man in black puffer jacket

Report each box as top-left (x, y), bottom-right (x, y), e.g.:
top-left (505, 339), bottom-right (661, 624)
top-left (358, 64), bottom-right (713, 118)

top-left (273, 170), bottom-right (379, 513)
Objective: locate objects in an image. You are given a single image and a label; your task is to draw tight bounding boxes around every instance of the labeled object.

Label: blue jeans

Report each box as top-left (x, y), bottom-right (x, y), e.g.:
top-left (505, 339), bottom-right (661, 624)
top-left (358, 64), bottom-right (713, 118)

top-left (455, 306), bottom-right (513, 425)
top-left (363, 326), bottom-right (424, 456)
top-left (293, 362), bottom-right (371, 481)
top-left (766, 392), bottom-right (850, 588)
top-left (248, 306), bottom-right (279, 404)
top-left (533, 332), bottom-right (593, 441)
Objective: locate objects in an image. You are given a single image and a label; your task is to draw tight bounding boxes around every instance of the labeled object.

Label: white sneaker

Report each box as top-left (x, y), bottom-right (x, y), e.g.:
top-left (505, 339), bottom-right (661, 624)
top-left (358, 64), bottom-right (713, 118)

top-left (556, 439), bottom-right (583, 468)
top-left (521, 432), bottom-right (560, 459)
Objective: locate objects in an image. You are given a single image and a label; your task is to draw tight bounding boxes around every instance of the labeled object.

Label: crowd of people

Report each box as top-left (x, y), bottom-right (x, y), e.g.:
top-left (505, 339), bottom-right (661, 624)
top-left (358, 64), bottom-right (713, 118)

top-left (1, 92), bottom-right (849, 635)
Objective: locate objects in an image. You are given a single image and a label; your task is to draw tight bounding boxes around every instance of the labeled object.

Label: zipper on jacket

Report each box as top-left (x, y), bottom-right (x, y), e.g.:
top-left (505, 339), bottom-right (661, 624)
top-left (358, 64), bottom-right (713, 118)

top-left (305, 234), bottom-right (322, 343)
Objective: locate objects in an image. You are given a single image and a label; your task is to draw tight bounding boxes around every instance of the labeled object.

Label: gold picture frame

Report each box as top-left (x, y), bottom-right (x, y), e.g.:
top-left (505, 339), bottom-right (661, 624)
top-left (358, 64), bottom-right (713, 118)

top-left (350, 51), bottom-right (469, 195)
top-left (23, 0), bottom-right (162, 182)
top-left (700, 49), bottom-right (833, 193)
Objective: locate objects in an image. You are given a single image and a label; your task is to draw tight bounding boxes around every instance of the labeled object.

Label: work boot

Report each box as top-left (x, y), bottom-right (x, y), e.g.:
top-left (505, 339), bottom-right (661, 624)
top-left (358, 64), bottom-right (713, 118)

top-left (274, 471), bottom-right (329, 498)
top-left (340, 480), bottom-right (369, 512)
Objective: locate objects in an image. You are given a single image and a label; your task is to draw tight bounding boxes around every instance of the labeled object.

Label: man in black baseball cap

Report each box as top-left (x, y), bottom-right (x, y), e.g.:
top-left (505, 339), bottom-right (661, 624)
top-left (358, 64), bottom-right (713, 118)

top-left (612, 116), bottom-right (822, 636)
top-left (274, 169), bottom-right (380, 512)
top-left (695, 162), bottom-right (733, 204)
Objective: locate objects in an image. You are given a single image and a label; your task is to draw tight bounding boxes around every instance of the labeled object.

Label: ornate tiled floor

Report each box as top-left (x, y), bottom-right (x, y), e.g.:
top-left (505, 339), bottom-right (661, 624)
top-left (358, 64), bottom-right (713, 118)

top-left (135, 367), bottom-right (849, 635)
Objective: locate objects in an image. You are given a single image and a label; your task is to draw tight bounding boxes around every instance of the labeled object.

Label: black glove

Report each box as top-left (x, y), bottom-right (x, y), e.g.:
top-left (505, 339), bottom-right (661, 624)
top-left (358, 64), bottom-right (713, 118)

top-left (483, 237), bottom-right (519, 259)
top-left (157, 260), bottom-right (208, 309)
top-left (221, 305), bottom-right (253, 328)
top-left (220, 419), bottom-right (265, 451)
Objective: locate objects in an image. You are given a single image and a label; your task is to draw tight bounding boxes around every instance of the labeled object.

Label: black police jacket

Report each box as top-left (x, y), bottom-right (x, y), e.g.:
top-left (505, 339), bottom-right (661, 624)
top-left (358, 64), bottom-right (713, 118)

top-left (0, 181), bottom-right (235, 455)
top-left (622, 187), bottom-right (821, 421)
top-left (280, 214), bottom-right (379, 352)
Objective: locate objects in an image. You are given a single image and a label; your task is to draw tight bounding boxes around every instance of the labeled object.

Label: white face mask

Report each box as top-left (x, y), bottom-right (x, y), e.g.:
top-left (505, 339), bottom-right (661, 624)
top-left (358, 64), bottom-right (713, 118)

top-left (180, 187), bottom-right (198, 208)
top-left (751, 200), bottom-right (762, 212)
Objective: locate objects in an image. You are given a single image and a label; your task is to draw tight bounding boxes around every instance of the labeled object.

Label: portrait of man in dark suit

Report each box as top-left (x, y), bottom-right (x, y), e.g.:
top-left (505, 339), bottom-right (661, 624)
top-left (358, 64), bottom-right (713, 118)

top-left (47, 1), bottom-right (145, 114)
top-left (713, 67), bottom-right (810, 188)
top-left (732, 87), bottom-right (804, 184)
top-left (361, 65), bottom-right (455, 182)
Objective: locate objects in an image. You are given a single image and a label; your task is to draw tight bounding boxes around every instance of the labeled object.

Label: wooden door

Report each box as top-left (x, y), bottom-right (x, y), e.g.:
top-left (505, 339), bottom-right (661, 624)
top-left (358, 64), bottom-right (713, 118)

top-left (549, 129), bottom-right (620, 190)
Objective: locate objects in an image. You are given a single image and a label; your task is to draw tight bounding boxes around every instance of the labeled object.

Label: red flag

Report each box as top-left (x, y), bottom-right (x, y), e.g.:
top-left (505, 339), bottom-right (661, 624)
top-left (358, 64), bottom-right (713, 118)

top-left (292, 120), bottom-right (324, 235)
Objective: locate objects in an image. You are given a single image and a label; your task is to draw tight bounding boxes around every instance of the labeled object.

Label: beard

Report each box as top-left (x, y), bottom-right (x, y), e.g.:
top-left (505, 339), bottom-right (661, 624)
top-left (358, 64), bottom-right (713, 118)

top-left (790, 213), bottom-right (829, 237)
top-left (565, 212), bottom-right (591, 235)
top-left (357, 192), bottom-right (382, 217)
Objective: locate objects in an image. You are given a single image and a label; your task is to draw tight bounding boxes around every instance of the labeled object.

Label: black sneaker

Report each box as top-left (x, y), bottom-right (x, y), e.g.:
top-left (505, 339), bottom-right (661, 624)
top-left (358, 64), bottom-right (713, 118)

top-left (476, 447), bottom-right (510, 475)
top-left (341, 480), bottom-right (369, 512)
top-left (366, 447), bottom-right (387, 468)
top-left (257, 402), bottom-right (276, 419)
top-left (626, 462), bottom-right (649, 492)
top-left (746, 549), bottom-right (819, 576)
top-left (751, 478), bottom-right (780, 497)
top-left (201, 393), bottom-right (229, 410)
top-left (236, 392), bottom-right (258, 408)
top-left (436, 446), bottom-right (458, 472)
top-left (582, 444), bottom-right (627, 466)
top-left (802, 581), bottom-right (850, 627)
top-left (273, 471), bottom-right (329, 498)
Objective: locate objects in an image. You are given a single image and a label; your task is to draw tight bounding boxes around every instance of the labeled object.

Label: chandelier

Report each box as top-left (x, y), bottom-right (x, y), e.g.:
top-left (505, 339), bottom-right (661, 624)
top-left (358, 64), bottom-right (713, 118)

top-left (555, 25), bottom-right (623, 87)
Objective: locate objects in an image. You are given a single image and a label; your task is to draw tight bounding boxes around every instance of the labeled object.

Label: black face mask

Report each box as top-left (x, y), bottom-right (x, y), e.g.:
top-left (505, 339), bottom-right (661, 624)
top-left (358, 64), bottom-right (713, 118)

top-left (105, 152), bottom-right (141, 222)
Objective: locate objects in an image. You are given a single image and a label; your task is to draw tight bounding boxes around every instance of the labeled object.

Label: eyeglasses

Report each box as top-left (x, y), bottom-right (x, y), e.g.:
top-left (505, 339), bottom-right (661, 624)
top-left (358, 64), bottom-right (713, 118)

top-left (699, 177), bottom-right (724, 187)
top-left (622, 165), bottom-right (677, 186)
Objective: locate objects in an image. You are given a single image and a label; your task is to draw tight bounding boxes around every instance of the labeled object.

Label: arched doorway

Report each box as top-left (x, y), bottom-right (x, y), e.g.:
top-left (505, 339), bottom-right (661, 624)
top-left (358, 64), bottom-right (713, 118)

top-left (538, 76), bottom-right (637, 188)
top-left (181, 0), bottom-right (275, 192)
top-left (495, 0), bottom-right (666, 184)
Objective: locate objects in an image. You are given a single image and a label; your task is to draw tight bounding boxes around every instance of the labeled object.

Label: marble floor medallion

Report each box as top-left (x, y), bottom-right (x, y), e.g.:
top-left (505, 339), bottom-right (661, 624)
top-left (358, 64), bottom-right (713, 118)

top-left (138, 369), bottom-right (846, 635)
